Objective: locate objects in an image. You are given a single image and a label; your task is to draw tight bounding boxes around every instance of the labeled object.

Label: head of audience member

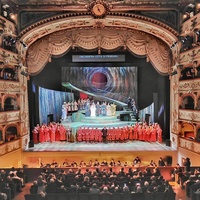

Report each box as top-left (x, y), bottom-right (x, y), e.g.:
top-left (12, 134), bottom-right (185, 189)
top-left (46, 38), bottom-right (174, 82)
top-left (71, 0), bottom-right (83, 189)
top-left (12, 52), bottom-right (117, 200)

top-left (136, 185), bottom-right (142, 193)
top-left (144, 181), bottom-right (149, 187)
top-left (122, 185), bottom-right (130, 193)
top-left (92, 183), bottom-right (98, 188)
top-left (102, 186), bottom-right (109, 192)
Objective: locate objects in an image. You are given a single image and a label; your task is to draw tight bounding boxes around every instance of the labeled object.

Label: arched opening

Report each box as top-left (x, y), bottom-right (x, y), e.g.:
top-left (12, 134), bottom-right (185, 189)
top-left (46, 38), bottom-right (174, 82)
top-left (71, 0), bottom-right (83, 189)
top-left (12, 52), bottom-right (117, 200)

top-left (182, 96), bottom-right (194, 109)
top-left (0, 129), bottom-right (3, 143)
top-left (5, 126), bottom-right (17, 142)
top-left (180, 67), bottom-right (195, 80)
top-left (1, 66), bottom-right (18, 81)
top-left (4, 97), bottom-right (18, 111)
top-left (181, 122), bottom-right (194, 139)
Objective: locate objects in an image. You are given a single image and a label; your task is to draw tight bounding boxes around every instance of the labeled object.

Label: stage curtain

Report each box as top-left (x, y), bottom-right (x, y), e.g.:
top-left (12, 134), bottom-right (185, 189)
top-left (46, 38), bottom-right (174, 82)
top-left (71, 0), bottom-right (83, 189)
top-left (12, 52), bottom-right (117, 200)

top-left (140, 102), bottom-right (154, 123)
top-left (39, 87), bottom-right (74, 124)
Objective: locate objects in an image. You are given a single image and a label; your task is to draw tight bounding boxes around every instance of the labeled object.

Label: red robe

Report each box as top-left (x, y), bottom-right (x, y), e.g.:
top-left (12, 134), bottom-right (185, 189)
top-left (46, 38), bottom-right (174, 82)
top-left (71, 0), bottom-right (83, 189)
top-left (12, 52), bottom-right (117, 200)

top-left (39, 126), bottom-right (45, 143)
top-left (133, 125), bottom-right (138, 140)
top-left (50, 125), bottom-right (56, 142)
top-left (94, 128), bottom-right (99, 142)
top-left (55, 126), bottom-right (61, 141)
top-left (138, 127), bottom-right (143, 141)
top-left (77, 127), bottom-right (83, 142)
top-left (44, 126), bottom-right (50, 142)
top-left (151, 128), bottom-right (157, 142)
top-left (157, 127), bottom-right (162, 143)
top-left (32, 128), bottom-right (39, 144)
top-left (60, 125), bottom-right (66, 141)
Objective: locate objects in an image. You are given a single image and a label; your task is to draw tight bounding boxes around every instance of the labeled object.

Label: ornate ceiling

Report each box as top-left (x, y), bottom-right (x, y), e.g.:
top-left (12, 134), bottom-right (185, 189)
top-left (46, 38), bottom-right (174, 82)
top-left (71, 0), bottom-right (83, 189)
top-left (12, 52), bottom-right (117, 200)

top-left (2, 0), bottom-right (193, 75)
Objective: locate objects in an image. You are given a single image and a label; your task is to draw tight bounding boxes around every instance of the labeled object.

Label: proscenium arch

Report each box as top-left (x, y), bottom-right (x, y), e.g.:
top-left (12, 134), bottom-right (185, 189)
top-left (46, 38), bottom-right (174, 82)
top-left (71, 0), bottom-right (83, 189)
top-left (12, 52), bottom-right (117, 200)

top-left (18, 14), bottom-right (179, 75)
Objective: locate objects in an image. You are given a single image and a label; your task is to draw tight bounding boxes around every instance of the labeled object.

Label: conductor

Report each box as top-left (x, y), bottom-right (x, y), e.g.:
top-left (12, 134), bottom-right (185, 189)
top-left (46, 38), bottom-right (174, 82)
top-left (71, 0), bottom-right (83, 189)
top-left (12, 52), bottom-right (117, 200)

top-left (102, 127), bottom-right (108, 143)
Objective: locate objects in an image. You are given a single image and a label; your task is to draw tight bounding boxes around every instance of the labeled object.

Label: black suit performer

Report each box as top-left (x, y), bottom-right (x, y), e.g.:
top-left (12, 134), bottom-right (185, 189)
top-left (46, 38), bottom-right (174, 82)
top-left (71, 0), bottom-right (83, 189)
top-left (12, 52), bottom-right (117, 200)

top-left (102, 127), bottom-right (108, 143)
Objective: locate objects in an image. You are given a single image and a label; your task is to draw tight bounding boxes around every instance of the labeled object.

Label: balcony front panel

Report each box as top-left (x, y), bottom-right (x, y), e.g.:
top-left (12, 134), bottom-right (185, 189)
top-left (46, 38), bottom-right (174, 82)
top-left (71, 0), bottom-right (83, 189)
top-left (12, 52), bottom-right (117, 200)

top-left (0, 139), bottom-right (21, 156)
top-left (179, 79), bottom-right (200, 92)
top-left (179, 137), bottom-right (200, 154)
top-left (0, 111), bottom-right (20, 124)
top-left (0, 80), bottom-right (20, 93)
top-left (179, 109), bottom-right (200, 122)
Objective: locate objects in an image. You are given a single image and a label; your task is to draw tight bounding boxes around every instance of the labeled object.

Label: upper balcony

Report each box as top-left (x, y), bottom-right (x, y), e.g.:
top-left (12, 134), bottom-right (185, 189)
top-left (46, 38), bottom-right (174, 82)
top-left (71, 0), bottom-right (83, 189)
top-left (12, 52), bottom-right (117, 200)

top-left (180, 11), bottom-right (200, 37)
top-left (0, 139), bottom-right (21, 157)
top-left (179, 109), bottom-right (200, 123)
top-left (0, 79), bottom-right (20, 93)
top-left (0, 110), bottom-right (20, 124)
top-left (179, 137), bottom-right (200, 155)
top-left (0, 16), bottom-right (17, 37)
top-left (0, 48), bottom-right (18, 66)
top-left (179, 78), bottom-right (200, 92)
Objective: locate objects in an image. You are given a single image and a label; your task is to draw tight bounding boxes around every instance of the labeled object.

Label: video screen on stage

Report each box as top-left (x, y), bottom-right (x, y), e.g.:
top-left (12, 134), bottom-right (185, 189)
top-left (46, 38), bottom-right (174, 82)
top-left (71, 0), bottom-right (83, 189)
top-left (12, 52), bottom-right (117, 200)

top-left (61, 66), bottom-right (138, 103)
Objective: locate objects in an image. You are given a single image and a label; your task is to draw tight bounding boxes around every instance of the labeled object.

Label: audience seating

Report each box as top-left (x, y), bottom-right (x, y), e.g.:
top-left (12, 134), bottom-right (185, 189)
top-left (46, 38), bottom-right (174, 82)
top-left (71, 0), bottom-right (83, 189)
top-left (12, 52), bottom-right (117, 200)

top-left (144, 192), bottom-right (155, 200)
top-left (90, 193), bottom-right (101, 200)
top-left (79, 193), bottom-right (90, 200)
top-left (24, 194), bottom-right (43, 200)
top-left (56, 193), bottom-right (69, 200)
top-left (131, 193), bottom-right (144, 200)
top-left (100, 193), bottom-right (112, 200)
top-left (25, 192), bottom-right (176, 200)
top-left (154, 192), bottom-right (165, 200)
top-left (112, 193), bottom-right (122, 200)
top-left (69, 193), bottom-right (79, 200)
top-left (1, 187), bottom-right (11, 200)
top-left (45, 193), bottom-right (57, 200)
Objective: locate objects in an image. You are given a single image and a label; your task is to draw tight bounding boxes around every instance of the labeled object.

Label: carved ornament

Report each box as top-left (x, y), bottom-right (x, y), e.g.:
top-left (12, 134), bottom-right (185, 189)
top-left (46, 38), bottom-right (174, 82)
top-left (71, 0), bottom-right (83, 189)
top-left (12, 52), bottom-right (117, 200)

top-left (27, 28), bottom-right (171, 75)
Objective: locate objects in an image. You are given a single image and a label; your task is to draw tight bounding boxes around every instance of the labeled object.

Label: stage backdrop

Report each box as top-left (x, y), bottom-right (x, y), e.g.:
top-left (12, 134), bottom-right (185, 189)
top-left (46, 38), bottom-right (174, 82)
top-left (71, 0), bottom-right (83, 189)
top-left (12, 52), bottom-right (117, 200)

top-left (61, 67), bottom-right (138, 104)
top-left (39, 87), bottom-right (74, 124)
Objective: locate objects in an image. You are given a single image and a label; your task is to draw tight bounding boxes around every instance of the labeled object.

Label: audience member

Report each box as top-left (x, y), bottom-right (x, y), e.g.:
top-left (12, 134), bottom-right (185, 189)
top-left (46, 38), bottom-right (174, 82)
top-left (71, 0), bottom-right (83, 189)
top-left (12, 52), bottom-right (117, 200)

top-left (158, 157), bottom-right (165, 166)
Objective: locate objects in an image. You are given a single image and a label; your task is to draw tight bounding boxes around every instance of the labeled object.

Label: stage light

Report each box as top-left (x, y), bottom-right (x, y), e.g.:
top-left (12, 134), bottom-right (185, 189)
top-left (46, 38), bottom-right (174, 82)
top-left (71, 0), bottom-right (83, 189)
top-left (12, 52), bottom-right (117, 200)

top-left (20, 41), bottom-right (27, 48)
top-left (21, 70), bottom-right (28, 77)
top-left (197, 3), bottom-right (200, 12)
top-left (170, 41), bottom-right (177, 49)
top-left (171, 71), bottom-right (178, 76)
top-left (9, 13), bottom-right (16, 21)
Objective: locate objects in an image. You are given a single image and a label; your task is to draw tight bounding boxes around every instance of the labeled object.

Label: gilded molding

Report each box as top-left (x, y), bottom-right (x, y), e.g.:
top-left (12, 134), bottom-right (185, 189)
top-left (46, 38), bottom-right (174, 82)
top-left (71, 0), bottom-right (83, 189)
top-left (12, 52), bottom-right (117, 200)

top-left (0, 48), bottom-right (18, 66)
top-left (179, 110), bottom-right (200, 122)
top-left (0, 111), bottom-right (20, 124)
top-left (27, 28), bottom-right (171, 75)
top-left (0, 81), bottom-right (20, 92)
top-left (179, 79), bottom-right (200, 91)
top-left (180, 12), bottom-right (200, 36)
top-left (0, 139), bottom-right (20, 156)
top-left (0, 16), bottom-right (17, 36)
top-left (18, 14), bottom-right (178, 75)
top-left (180, 137), bottom-right (200, 154)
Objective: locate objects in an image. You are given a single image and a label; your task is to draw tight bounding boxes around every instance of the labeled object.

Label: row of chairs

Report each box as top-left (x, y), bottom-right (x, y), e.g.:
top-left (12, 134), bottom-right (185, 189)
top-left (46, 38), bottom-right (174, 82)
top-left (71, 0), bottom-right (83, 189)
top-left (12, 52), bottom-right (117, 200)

top-left (24, 192), bottom-right (176, 200)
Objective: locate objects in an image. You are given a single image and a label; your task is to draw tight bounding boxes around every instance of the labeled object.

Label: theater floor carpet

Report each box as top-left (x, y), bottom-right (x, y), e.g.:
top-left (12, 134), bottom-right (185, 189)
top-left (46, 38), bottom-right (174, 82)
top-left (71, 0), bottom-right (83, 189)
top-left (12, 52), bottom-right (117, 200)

top-left (26, 141), bottom-right (174, 152)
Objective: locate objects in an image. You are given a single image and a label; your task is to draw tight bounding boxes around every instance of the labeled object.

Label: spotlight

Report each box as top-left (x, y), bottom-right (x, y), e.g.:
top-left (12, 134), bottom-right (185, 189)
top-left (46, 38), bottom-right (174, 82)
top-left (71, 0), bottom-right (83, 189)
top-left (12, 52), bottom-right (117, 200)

top-left (20, 41), bottom-right (27, 48)
top-left (2, 4), bottom-right (9, 9)
top-left (171, 71), bottom-right (178, 76)
top-left (170, 41), bottom-right (177, 49)
top-left (9, 13), bottom-right (16, 21)
top-left (21, 70), bottom-right (28, 77)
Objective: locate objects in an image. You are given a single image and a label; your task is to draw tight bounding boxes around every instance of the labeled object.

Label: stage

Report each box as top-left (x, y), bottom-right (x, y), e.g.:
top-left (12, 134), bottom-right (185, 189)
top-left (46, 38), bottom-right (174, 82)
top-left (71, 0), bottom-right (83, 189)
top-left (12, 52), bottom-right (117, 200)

top-left (26, 141), bottom-right (174, 152)
top-left (23, 140), bottom-right (177, 169)
top-left (23, 111), bottom-right (177, 168)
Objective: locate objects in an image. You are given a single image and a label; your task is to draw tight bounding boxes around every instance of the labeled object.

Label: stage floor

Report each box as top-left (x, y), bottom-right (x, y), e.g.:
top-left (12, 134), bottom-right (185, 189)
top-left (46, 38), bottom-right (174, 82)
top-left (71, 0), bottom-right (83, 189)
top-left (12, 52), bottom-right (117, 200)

top-left (26, 141), bottom-right (175, 152)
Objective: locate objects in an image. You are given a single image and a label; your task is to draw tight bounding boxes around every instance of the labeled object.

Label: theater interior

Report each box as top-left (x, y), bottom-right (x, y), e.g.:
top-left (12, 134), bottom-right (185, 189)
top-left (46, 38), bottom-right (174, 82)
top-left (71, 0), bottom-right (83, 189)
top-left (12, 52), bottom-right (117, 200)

top-left (0, 0), bottom-right (200, 200)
